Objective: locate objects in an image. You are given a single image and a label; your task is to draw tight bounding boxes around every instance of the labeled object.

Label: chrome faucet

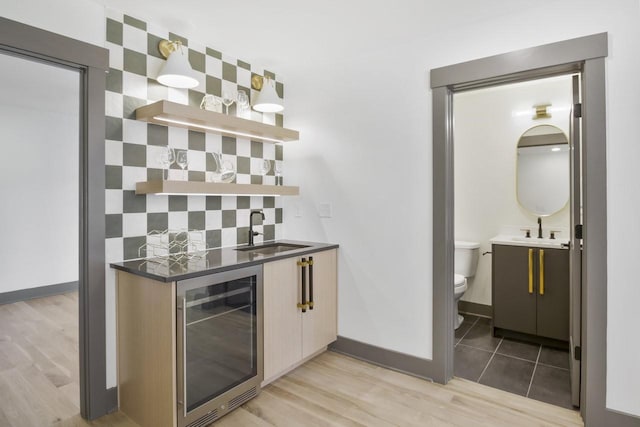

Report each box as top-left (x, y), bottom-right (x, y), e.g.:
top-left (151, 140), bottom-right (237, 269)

top-left (248, 210), bottom-right (265, 246)
top-left (537, 217), bottom-right (543, 239)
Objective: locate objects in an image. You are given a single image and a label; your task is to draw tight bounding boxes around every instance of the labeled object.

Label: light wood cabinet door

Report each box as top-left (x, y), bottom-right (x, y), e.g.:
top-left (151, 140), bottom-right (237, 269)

top-left (263, 257), bottom-right (302, 381)
top-left (302, 249), bottom-right (338, 359)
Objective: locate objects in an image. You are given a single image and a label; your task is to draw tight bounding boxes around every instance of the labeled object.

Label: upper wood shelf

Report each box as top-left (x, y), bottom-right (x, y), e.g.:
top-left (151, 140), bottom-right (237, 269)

top-left (135, 100), bottom-right (299, 143)
top-left (136, 180), bottom-right (300, 197)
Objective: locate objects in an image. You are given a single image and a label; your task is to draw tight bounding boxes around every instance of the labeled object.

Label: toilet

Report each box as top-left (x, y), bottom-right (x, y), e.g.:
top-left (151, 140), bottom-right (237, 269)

top-left (454, 240), bottom-right (480, 329)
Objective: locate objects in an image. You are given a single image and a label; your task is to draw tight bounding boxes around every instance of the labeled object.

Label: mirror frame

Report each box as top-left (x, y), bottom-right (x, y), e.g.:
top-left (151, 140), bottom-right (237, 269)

top-left (515, 123), bottom-right (570, 217)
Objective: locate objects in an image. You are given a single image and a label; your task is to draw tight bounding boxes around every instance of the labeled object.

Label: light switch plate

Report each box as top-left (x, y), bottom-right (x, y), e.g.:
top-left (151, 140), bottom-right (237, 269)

top-left (318, 203), bottom-right (332, 218)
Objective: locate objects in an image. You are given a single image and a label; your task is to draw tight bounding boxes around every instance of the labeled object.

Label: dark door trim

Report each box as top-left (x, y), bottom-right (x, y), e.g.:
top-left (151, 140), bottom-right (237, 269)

top-left (431, 33), bottom-right (637, 425)
top-left (0, 17), bottom-right (110, 420)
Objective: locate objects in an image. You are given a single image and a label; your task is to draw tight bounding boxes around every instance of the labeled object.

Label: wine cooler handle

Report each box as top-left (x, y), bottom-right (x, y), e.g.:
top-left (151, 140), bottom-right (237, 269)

top-left (177, 297), bottom-right (187, 417)
top-left (297, 258), bottom-right (308, 312)
top-left (308, 256), bottom-right (314, 310)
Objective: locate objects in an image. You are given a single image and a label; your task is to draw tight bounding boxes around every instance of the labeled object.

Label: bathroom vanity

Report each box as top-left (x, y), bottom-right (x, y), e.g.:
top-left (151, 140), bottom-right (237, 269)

top-left (490, 237), bottom-right (569, 344)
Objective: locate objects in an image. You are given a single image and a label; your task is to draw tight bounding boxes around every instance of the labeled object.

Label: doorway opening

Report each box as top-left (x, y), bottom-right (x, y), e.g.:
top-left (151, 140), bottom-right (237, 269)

top-left (451, 74), bottom-right (580, 410)
top-left (0, 49), bottom-right (83, 425)
top-left (0, 17), bottom-right (109, 421)
top-left (428, 32), bottom-right (635, 425)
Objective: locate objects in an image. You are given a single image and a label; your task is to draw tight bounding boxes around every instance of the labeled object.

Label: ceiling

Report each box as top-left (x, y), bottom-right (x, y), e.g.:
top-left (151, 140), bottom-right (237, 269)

top-left (93, 0), bottom-right (539, 76)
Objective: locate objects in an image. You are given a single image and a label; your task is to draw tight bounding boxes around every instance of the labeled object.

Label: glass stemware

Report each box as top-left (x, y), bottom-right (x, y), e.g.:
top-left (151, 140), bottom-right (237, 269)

top-left (274, 161), bottom-right (283, 185)
top-left (236, 90), bottom-right (250, 113)
top-left (176, 150), bottom-right (189, 180)
top-left (259, 159), bottom-right (271, 176)
top-left (159, 146), bottom-right (175, 180)
top-left (221, 91), bottom-right (236, 114)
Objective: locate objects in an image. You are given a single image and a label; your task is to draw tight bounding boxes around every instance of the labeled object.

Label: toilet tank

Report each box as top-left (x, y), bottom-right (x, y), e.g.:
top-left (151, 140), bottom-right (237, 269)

top-left (454, 240), bottom-right (480, 277)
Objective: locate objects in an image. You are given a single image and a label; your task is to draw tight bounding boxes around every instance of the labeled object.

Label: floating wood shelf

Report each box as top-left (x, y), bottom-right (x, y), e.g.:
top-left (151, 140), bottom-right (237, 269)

top-left (136, 180), bottom-right (300, 197)
top-left (135, 100), bottom-right (299, 143)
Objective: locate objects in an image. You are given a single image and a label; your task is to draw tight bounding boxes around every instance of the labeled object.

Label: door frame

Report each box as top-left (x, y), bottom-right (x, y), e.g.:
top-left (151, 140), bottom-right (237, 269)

top-left (0, 18), bottom-right (110, 419)
top-left (432, 33), bottom-right (636, 425)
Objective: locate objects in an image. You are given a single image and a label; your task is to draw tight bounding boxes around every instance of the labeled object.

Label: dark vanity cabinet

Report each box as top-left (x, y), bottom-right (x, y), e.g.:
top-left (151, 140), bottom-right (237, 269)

top-left (492, 244), bottom-right (569, 342)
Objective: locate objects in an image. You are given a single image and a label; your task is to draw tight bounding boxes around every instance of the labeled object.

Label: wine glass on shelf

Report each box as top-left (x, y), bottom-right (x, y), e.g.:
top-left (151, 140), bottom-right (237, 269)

top-left (159, 146), bottom-right (175, 180)
top-left (176, 150), bottom-right (189, 180)
top-left (274, 161), bottom-right (283, 185)
top-left (259, 159), bottom-right (271, 176)
top-left (221, 91), bottom-right (236, 115)
top-left (236, 90), bottom-right (250, 113)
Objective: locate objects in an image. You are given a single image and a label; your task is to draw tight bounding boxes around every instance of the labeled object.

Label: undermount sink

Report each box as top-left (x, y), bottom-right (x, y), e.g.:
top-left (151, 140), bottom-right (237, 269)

top-left (490, 234), bottom-right (569, 249)
top-left (235, 242), bottom-right (310, 256)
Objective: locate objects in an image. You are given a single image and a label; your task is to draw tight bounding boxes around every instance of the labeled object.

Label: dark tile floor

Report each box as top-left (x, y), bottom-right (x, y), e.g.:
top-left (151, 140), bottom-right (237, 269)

top-left (454, 314), bottom-right (575, 410)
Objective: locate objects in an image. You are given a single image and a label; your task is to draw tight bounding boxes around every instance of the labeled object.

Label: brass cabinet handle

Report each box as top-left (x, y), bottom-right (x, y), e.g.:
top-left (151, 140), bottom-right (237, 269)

top-left (297, 258), bottom-right (308, 312)
top-left (308, 257), bottom-right (314, 310)
top-left (528, 248), bottom-right (534, 294)
top-left (539, 249), bottom-right (545, 295)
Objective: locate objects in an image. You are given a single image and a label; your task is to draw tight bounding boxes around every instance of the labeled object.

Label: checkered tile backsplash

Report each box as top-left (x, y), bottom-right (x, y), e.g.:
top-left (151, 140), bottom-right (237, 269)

top-left (104, 10), bottom-right (286, 262)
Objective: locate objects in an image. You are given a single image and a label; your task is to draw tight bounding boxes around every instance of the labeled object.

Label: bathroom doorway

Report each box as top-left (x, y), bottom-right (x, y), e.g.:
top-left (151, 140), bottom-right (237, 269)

top-left (428, 32), bottom-right (638, 425)
top-left (451, 74), bottom-right (579, 409)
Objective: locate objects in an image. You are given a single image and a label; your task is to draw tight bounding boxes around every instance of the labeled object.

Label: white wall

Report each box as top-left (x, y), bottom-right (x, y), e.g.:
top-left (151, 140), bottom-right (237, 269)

top-left (3, 0), bottom-right (639, 417)
top-left (283, 0), bottom-right (640, 417)
top-left (0, 51), bottom-right (80, 293)
top-left (454, 77), bottom-right (572, 306)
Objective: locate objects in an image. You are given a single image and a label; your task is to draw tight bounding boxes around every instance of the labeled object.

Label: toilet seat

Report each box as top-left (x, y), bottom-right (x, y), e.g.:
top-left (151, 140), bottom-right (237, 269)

top-left (454, 274), bottom-right (467, 293)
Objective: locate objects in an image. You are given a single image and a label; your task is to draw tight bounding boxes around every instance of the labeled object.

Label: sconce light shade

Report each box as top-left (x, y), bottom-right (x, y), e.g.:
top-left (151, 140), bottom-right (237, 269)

top-left (252, 77), bottom-right (284, 113)
top-left (157, 41), bottom-right (199, 89)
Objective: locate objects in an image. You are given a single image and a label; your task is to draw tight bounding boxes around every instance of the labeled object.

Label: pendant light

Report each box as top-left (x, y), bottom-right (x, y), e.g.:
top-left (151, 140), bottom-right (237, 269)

top-left (157, 40), bottom-right (199, 89)
top-left (252, 75), bottom-right (284, 113)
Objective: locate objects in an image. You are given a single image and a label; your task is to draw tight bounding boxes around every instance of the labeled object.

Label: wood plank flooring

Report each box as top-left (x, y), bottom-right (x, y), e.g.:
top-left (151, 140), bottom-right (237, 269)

top-left (0, 292), bottom-right (79, 426)
top-left (1, 292), bottom-right (583, 426)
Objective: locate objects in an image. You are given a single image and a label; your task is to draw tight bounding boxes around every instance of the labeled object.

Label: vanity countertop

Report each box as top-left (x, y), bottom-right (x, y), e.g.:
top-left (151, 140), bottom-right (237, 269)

top-left (490, 234), bottom-right (569, 250)
top-left (110, 239), bottom-right (339, 283)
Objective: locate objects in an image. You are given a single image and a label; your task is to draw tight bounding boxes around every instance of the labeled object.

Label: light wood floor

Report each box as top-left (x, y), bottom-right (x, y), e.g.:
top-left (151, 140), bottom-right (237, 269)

top-left (1, 293), bottom-right (583, 426)
top-left (0, 292), bottom-right (80, 426)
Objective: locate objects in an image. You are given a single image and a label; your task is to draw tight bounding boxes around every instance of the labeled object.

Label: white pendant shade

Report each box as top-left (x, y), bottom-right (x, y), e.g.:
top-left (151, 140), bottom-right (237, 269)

top-left (253, 79), bottom-right (284, 113)
top-left (157, 48), bottom-right (199, 89)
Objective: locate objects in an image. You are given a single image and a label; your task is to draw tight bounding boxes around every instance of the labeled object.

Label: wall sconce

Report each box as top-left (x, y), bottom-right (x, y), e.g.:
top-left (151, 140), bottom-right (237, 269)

top-left (251, 75), bottom-right (284, 113)
top-left (156, 40), bottom-right (199, 89)
top-left (533, 103), bottom-right (551, 119)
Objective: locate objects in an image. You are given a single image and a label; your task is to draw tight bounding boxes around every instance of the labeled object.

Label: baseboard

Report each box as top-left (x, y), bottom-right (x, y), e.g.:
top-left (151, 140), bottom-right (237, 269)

top-left (0, 281), bottom-right (78, 305)
top-left (458, 300), bottom-right (492, 318)
top-left (329, 336), bottom-right (436, 382)
top-left (106, 386), bottom-right (118, 413)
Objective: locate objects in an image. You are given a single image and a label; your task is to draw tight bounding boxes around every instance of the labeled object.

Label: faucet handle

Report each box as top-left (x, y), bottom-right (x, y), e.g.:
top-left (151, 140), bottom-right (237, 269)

top-left (520, 228), bottom-right (531, 238)
top-left (549, 230), bottom-right (561, 240)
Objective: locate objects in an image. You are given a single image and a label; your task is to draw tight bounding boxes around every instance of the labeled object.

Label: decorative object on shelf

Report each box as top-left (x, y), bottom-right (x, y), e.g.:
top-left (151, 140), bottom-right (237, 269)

top-left (135, 180), bottom-right (300, 196)
top-left (237, 90), bottom-right (250, 113)
top-left (156, 40), bottom-right (199, 89)
top-left (135, 100), bottom-right (299, 143)
top-left (274, 161), bottom-right (283, 185)
top-left (221, 90), bottom-right (235, 114)
top-left (138, 229), bottom-right (207, 262)
top-left (259, 159), bottom-right (271, 176)
top-left (176, 150), bottom-right (189, 180)
top-left (200, 94), bottom-right (222, 113)
top-left (158, 146), bottom-right (175, 180)
top-left (251, 75), bottom-right (284, 113)
top-left (207, 152), bottom-right (236, 183)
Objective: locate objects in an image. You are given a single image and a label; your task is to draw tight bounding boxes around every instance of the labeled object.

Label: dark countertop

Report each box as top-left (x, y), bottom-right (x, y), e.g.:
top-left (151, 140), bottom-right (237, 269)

top-left (110, 240), bottom-right (339, 283)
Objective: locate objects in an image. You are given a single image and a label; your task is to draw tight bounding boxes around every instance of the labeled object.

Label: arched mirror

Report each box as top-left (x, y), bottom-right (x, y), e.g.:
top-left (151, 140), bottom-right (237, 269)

top-left (516, 124), bottom-right (569, 216)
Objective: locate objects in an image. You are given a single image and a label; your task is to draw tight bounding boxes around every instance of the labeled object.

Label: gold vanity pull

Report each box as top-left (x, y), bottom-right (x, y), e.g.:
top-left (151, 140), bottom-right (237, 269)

top-left (528, 248), bottom-right (533, 294)
top-left (539, 249), bottom-right (545, 295)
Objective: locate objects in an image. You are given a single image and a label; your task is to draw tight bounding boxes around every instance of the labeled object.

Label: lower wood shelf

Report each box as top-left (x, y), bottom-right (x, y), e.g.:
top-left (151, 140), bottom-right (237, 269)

top-left (135, 180), bottom-right (300, 196)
